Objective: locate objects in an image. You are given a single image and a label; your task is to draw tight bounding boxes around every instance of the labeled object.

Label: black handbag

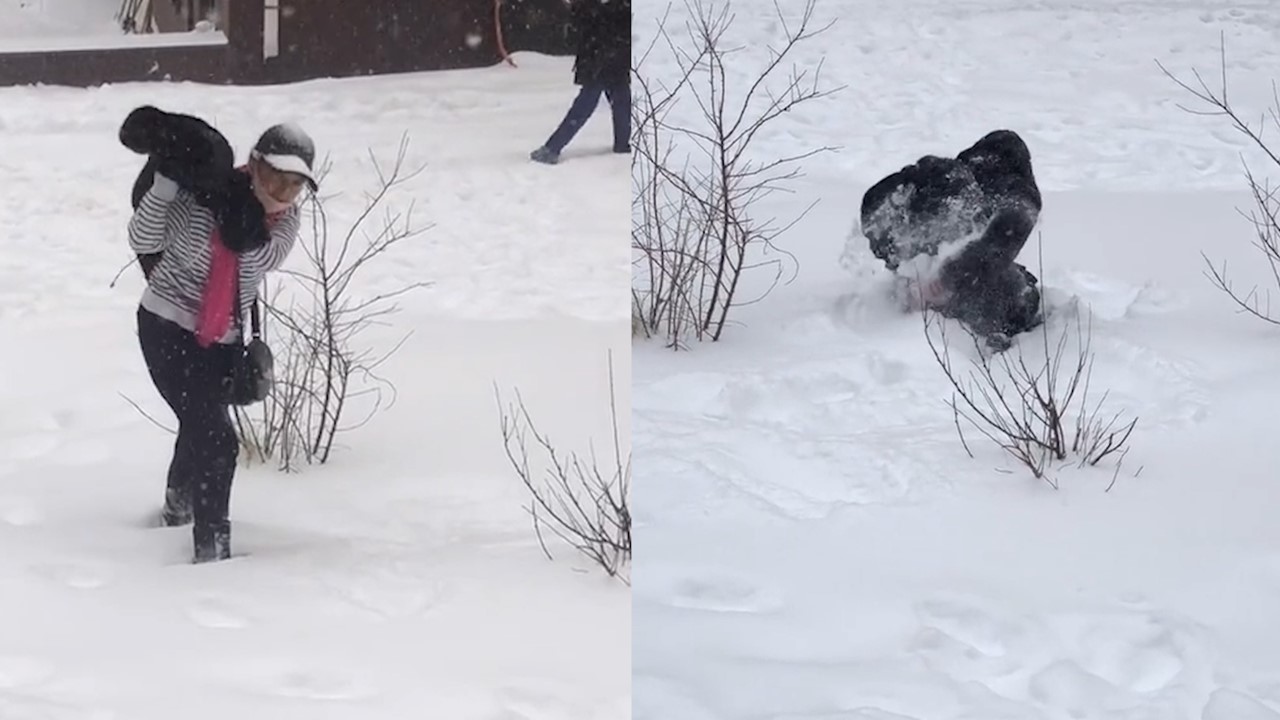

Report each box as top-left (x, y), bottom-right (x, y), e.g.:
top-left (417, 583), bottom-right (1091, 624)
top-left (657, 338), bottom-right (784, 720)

top-left (224, 285), bottom-right (274, 407)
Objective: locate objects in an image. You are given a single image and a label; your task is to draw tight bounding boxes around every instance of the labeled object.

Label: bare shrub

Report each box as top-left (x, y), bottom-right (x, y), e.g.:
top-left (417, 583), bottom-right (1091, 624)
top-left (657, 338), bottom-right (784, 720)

top-left (1158, 35), bottom-right (1280, 323)
top-left (234, 135), bottom-right (432, 471)
top-left (922, 255), bottom-right (1137, 488)
top-left (496, 352), bottom-right (631, 583)
top-left (631, 0), bottom-right (842, 348)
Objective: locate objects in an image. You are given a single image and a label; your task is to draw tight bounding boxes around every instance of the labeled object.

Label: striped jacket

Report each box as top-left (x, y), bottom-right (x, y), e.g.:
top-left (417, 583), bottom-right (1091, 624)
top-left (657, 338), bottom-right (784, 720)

top-left (127, 176), bottom-right (300, 344)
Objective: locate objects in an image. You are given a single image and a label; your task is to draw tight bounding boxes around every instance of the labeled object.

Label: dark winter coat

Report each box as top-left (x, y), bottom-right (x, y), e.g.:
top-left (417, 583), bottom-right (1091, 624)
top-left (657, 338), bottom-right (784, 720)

top-left (119, 105), bottom-right (272, 276)
top-left (860, 129), bottom-right (1044, 346)
top-left (571, 0), bottom-right (630, 86)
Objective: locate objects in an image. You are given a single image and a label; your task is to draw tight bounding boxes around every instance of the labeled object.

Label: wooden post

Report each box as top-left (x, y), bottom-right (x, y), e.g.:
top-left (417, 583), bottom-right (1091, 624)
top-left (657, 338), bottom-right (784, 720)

top-left (219, 0), bottom-right (266, 83)
top-left (150, 0), bottom-right (186, 32)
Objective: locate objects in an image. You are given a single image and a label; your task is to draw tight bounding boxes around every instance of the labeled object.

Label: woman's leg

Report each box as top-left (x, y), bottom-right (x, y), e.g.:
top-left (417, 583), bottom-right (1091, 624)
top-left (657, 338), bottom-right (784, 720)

top-left (534, 84), bottom-right (606, 161)
top-left (137, 308), bottom-right (239, 562)
top-left (187, 399), bottom-right (237, 563)
top-left (604, 83), bottom-right (630, 153)
top-left (137, 307), bottom-right (196, 526)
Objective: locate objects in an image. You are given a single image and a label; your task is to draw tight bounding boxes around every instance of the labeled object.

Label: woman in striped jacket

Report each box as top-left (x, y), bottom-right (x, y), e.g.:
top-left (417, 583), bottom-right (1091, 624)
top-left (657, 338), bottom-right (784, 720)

top-left (122, 108), bottom-right (318, 563)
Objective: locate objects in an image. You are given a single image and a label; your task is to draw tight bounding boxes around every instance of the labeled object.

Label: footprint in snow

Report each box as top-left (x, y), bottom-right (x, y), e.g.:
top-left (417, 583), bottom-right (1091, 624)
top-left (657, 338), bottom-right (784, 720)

top-left (0, 499), bottom-right (44, 527)
top-left (28, 561), bottom-right (111, 590)
top-left (185, 596), bottom-right (251, 630)
top-left (1026, 659), bottom-right (1125, 716)
top-left (771, 710), bottom-right (923, 720)
top-left (714, 367), bottom-right (865, 428)
top-left (663, 573), bottom-right (782, 614)
top-left (862, 351), bottom-right (909, 386)
top-left (1044, 273), bottom-right (1184, 323)
top-left (1252, 678), bottom-right (1280, 706)
top-left (913, 597), bottom-right (1026, 659)
top-left (328, 568), bottom-right (449, 620)
top-left (633, 674), bottom-right (719, 720)
top-left (490, 683), bottom-right (616, 720)
top-left (909, 596), bottom-right (1049, 692)
top-left (1202, 688), bottom-right (1280, 720)
top-left (265, 667), bottom-right (375, 701)
top-left (0, 430), bottom-right (61, 464)
top-left (1116, 592), bottom-right (1155, 611)
top-left (1067, 611), bottom-right (1191, 695)
top-left (0, 695), bottom-right (114, 720)
top-left (589, 694), bottom-right (631, 720)
top-left (0, 656), bottom-right (56, 689)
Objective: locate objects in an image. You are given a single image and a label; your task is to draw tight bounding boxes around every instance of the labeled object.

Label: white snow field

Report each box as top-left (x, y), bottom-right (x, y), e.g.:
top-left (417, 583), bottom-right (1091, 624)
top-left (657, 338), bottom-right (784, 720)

top-left (0, 49), bottom-right (629, 720)
top-left (0, 0), bottom-right (232, 52)
top-left (633, 1), bottom-right (1280, 718)
top-left (0, 0), bottom-right (124, 43)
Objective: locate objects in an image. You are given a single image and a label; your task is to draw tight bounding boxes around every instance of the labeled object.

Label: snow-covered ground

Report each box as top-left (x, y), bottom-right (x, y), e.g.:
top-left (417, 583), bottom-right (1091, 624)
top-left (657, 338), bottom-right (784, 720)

top-left (0, 0), bottom-right (123, 41)
top-left (0, 52), bottom-right (629, 719)
top-left (0, 0), bottom-right (229, 51)
top-left (633, 1), bottom-right (1280, 718)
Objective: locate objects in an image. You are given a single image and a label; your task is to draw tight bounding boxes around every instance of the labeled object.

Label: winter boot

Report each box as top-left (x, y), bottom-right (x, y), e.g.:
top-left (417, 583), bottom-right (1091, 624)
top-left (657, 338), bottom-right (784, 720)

top-left (192, 520), bottom-right (231, 563)
top-left (530, 146), bottom-right (560, 165)
top-left (160, 486), bottom-right (193, 527)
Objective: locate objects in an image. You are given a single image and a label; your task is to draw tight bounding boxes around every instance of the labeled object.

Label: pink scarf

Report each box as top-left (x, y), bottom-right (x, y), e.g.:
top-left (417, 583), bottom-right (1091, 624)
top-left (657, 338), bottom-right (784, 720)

top-left (194, 226), bottom-right (238, 348)
top-left (193, 166), bottom-right (289, 348)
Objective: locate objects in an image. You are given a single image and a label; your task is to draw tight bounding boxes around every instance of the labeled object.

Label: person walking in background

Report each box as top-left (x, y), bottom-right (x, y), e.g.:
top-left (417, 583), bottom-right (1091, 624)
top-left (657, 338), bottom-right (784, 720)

top-left (530, 0), bottom-right (631, 164)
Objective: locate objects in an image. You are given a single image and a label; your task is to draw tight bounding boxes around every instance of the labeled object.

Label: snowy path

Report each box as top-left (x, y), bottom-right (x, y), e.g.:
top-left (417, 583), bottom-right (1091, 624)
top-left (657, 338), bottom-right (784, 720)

top-left (0, 0), bottom-right (122, 42)
top-left (634, 0), bottom-right (1280, 717)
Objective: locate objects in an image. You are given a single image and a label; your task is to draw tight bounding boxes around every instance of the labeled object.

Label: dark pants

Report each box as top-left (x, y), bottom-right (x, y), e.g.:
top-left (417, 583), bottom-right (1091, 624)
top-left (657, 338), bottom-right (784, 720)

top-left (545, 82), bottom-right (630, 153)
top-left (137, 307), bottom-right (238, 550)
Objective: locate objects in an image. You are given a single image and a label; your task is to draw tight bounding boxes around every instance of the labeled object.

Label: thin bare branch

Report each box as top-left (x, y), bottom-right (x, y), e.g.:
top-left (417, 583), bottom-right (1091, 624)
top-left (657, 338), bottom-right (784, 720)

top-left (233, 138), bottom-right (429, 470)
top-left (921, 241), bottom-right (1136, 483)
top-left (1161, 35), bottom-right (1280, 325)
top-left (495, 354), bottom-right (631, 583)
top-left (631, 0), bottom-right (839, 347)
